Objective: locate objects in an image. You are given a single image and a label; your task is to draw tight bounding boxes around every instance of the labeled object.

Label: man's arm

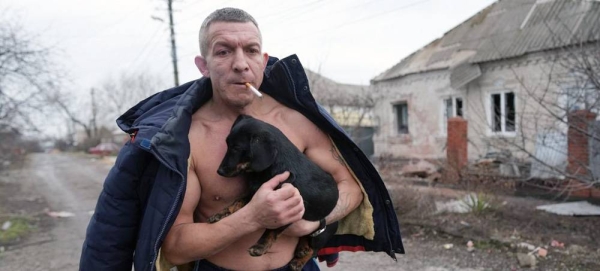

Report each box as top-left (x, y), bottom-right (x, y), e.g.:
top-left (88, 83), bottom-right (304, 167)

top-left (161, 162), bottom-right (304, 265)
top-left (285, 115), bottom-right (364, 236)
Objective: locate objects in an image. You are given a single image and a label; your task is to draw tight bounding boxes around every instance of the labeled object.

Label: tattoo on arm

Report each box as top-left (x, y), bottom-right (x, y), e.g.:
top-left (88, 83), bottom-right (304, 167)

top-left (329, 191), bottom-right (350, 221)
top-left (330, 146), bottom-right (344, 166)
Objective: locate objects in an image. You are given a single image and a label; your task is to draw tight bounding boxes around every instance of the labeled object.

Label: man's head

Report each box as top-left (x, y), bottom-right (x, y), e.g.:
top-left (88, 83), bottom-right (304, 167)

top-left (195, 8), bottom-right (268, 108)
top-left (199, 8), bottom-right (261, 58)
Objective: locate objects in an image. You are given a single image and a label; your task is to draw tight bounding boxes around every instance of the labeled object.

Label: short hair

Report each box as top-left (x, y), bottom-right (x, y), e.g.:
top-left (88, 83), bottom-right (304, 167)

top-left (199, 8), bottom-right (261, 57)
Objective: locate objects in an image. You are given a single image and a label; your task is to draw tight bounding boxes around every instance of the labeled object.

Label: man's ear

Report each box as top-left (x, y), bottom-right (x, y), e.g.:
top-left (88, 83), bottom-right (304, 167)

top-left (195, 56), bottom-right (210, 77)
top-left (262, 52), bottom-right (269, 70)
top-left (249, 134), bottom-right (277, 172)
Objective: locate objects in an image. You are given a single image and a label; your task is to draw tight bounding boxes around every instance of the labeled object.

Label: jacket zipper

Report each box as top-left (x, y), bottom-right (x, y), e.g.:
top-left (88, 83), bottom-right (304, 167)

top-left (147, 148), bottom-right (186, 271)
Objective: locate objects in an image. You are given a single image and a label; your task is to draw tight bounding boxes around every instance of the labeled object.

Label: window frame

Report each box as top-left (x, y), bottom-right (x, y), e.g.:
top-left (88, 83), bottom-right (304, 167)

top-left (440, 96), bottom-right (465, 136)
top-left (393, 102), bottom-right (409, 135)
top-left (486, 90), bottom-right (517, 136)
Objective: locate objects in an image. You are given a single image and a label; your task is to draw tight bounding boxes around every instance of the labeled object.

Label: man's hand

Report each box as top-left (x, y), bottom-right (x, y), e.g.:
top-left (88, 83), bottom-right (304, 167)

top-left (246, 171), bottom-right (305, 229)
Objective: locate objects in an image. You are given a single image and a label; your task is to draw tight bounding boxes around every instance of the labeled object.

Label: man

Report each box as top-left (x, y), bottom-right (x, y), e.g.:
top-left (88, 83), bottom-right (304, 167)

top-left (80, 7), bottom-right (403, 271)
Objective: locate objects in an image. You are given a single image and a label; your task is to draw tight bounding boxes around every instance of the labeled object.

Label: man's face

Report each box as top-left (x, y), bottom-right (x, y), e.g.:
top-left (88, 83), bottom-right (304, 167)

top-left (196, 21), bottom-right (268, 107)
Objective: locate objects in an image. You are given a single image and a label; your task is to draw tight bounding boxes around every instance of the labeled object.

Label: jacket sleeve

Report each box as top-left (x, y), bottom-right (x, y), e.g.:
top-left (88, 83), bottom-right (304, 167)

top-left (79, 142), bottom-right (147, 271)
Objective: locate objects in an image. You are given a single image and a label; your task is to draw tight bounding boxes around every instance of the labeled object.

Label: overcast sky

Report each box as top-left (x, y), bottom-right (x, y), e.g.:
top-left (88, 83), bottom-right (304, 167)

top-left (7, 0), bottom-right (496, 137)
top-left (10, 0), bottom-right (495, 89)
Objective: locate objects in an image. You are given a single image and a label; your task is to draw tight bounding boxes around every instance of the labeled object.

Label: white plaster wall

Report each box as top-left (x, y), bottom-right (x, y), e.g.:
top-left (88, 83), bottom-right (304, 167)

top-left (373, 49), bottom-right (577, 162)
top-left (373, 69), bottom-right (455, 159)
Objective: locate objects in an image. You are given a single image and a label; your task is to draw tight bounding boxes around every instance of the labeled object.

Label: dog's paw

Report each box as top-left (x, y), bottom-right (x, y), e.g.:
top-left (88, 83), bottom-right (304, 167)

top-left (288, 259), bottom-right (306, 271)
top-left (294, 246), bottom-right (311, 258)
top-left (248, 244), bottom-right (267, 257)
top-left (207, 215), bottom-right (223, 223)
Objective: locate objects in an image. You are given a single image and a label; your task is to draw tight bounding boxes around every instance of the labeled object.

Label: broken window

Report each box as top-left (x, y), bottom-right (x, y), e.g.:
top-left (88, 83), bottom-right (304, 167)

top-left (490, 91), bottom-right (516, 133)
top-left (442, 96), bottom-right (464, 134)
top-left (394, 102), bottom-right (409, 134)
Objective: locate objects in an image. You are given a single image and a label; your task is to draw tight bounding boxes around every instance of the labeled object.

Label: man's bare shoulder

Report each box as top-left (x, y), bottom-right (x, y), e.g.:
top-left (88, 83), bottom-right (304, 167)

top-left (273, 105), bottom-right (327, 149)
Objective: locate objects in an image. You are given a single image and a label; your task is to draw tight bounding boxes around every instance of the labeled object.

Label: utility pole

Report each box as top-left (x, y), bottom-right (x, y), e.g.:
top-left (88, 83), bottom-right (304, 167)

top-left (167, 0), bottom-right (179, 87)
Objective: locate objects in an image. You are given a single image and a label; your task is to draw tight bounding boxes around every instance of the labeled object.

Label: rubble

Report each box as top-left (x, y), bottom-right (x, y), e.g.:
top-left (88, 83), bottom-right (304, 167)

top-left (516, 253), bottom-right (537, 268)
top-left (536, 201), bottom-right (600, 216)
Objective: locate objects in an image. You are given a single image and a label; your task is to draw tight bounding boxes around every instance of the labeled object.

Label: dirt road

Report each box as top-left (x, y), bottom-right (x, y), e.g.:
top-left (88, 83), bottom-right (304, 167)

top-left (0, 153), bottom-right (492, 271)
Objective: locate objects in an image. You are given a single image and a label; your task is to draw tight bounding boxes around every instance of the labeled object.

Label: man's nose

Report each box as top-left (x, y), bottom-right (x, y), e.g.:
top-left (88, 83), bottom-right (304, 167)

top-left (232, 49), bottom-right (249, 72)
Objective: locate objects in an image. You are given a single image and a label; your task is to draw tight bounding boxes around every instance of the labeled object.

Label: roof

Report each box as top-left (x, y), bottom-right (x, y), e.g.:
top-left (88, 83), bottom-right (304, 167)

top-left (373, 0), bottom-right (600, 82)
top-left (305, 69), bottom-right (372, 107)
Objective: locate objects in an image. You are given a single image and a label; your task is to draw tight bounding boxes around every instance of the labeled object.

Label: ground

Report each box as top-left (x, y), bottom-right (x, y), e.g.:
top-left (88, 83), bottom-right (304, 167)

top-left (0, 153), bottom-right (599, 270)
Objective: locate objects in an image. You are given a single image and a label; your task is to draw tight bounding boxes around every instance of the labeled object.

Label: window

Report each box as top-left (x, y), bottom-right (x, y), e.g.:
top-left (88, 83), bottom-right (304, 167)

top-left (394, 102), bottom-right (409, 134)
top-left (490, 92), bottom-right (516, 133)
top-left (441, 97), bottom-right (464, 135)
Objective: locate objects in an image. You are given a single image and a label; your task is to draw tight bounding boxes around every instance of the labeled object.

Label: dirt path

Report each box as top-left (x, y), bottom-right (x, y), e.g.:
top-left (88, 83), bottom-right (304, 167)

top-left (0, 153), bottom-right (111, 270)
top-left (0, 153), bottom-right (528, 271)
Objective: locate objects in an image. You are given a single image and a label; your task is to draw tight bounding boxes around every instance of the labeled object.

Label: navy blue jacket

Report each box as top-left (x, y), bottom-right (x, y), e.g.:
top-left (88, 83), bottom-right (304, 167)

top-left (80, 55), bottom-right (404, 271)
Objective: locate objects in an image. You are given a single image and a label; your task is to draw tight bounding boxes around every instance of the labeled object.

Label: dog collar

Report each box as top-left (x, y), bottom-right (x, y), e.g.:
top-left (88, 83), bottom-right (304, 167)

top-left (309, 218), bottom-right (327, 237)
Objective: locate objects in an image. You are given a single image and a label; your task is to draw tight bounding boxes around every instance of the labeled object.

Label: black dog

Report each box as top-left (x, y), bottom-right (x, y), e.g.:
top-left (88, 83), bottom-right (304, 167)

top-left (209, 114), bottom-right (339, 270)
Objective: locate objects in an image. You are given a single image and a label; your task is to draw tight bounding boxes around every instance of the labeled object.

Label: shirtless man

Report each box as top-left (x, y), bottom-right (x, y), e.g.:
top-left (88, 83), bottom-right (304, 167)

top-left (160, 8), bottom-right (363, 270)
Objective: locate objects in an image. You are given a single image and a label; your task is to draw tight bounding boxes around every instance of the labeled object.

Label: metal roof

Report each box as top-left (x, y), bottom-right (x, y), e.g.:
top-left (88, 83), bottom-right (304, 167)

top-left (373, 0), bottom-right (600, 82)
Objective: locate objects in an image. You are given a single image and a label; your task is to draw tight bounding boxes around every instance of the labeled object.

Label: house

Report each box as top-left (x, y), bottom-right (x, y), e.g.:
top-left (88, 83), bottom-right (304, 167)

top-left (371, 0), bottom-right (600, 176)
top-left (305, 69), bottom-right (377, 157)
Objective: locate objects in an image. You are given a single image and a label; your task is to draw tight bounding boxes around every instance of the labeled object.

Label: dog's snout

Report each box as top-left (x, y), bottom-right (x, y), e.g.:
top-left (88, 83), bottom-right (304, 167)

top-left (217, 167), bottom-right (227, 176)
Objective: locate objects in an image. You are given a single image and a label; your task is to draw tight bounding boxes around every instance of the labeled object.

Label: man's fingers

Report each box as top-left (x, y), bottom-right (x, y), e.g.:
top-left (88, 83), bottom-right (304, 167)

top-left (262, 171), bottom-right (290, 190)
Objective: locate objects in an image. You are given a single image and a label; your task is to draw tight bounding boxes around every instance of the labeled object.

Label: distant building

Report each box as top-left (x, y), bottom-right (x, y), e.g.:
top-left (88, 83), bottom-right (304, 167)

top-left (306, 69), bottom-right (377, 157)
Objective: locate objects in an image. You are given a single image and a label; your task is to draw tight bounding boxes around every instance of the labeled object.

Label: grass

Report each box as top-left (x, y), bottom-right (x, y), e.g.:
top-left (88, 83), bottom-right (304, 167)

top-left (0, 216), bottom-right (33, 245)
top-left (461, 192), bottom-right (494, 215)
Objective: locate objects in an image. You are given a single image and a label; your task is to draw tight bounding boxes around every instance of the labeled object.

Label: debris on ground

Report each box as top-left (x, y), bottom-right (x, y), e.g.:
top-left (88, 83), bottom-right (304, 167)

top-left (46, 211), bottom-right (75, 218)
top-left (538, 248), bottom-right (548, 257)
top-left (443, 243), bottom-right (454, 249)
top-left (435, 193), bottom-right (490, 214)
top-left (516, 253), bottom-right (537, 268)
top-left (551, 240), bottom-right (565, 248)
top-left (1, 221), bottom-right (11, 231)
top-left (536, 201), bottom-right (600, 216)
top-left (517, 242), bottom-right (536, 251)
top-left (466, 240), bottom-right (474, 252)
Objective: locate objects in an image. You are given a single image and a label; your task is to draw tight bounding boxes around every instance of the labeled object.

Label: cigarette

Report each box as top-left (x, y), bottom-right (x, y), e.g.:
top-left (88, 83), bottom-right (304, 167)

top-left (245, 82), bottom-right (263, 98)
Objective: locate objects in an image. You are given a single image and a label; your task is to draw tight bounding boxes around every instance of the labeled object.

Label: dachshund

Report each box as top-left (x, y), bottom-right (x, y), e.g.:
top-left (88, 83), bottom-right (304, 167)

top-left (209, 114), bottom-right (339, 271)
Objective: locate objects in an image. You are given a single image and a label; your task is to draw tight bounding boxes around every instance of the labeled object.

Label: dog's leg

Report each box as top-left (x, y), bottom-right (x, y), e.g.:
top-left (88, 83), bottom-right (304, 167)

top-left (289, 237), bottom-right (313, 271)
top-left (248, 226), bottom-right (288, 257)
top-left (207, 198), bottom-right (248, 223)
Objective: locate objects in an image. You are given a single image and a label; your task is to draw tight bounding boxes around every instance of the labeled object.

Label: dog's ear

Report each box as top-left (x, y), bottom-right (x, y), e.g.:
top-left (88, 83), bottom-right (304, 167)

top-left (249, 134), bottom-right (277, 172)
top-left (233, 114), bottom-right (251, 127)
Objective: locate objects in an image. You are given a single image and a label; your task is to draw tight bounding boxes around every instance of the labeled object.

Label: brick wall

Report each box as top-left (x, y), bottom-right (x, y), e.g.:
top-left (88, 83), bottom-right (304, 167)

top-left (566, 110), bottom-right (599, 198)
top-left (444, 117), bottom-right (468, 183)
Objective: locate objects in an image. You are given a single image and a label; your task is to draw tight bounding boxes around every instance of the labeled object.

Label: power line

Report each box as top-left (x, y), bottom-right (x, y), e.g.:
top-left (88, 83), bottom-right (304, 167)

top-left (167, 0), bottom-right (180, 86)
top-left (277, 0), bottom-right (435, 44)
top-left (124, 25), bottom-right (168, 71)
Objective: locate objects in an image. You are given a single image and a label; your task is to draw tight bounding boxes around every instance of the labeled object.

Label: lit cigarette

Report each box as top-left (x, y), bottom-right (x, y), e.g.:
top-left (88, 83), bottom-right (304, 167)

top-left (245, 82), bottom-right (263, 98)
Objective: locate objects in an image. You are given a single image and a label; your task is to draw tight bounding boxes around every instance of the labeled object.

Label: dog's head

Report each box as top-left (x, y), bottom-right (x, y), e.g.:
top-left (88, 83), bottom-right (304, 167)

top-left (217, 115), bottom-right (278, 177)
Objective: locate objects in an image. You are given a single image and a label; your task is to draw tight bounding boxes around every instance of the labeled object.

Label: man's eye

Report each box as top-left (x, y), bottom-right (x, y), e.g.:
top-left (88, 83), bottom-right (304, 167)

top-left (247, 48), bottom-right (259, 54)
top-left (216, 50), bottom-right (229, 56)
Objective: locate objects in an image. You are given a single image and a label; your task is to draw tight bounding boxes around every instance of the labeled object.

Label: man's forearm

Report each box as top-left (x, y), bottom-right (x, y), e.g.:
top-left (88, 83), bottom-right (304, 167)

top-left (162, 207), bottom-right (260, 265)
top-left (326, 179), bottom-right (363, 223)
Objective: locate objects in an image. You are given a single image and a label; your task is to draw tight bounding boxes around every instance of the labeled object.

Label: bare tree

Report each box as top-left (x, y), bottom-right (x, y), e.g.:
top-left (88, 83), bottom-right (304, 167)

top-left (0, 13), bottom-right (61, 165)
top-left (97, 71), bottom-right (166, 122)
top-left (464, 42), bottom-right (600, 195)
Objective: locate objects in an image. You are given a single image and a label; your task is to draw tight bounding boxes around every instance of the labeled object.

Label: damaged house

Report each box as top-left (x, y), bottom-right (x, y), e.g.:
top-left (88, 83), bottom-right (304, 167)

top-left (306, 69), bottom-right (377, 157)
top-left (371, 0), bottom-right (600, 181)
